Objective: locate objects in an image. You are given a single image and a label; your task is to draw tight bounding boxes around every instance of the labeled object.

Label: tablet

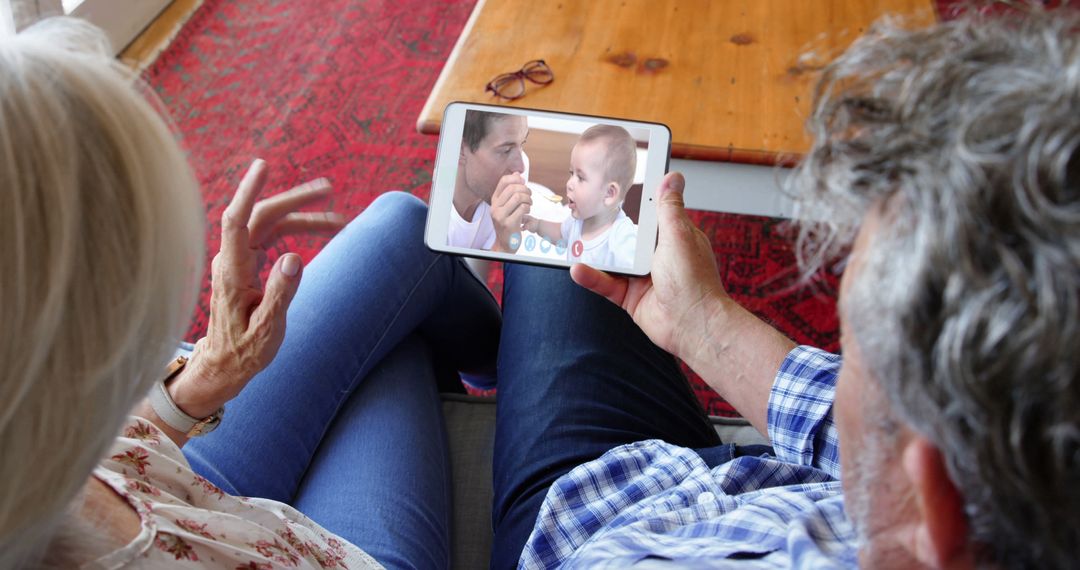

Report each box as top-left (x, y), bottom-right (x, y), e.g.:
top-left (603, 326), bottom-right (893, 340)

top-left (424, 102), bottom-right (671, 276)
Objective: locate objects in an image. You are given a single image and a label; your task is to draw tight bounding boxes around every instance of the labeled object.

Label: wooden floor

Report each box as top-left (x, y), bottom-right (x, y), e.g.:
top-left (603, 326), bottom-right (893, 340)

top-left (119, 0), bottom-right (202, 70)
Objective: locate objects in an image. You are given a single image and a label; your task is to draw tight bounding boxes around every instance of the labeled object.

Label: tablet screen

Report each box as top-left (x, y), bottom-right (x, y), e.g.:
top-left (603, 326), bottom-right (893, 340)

top-left (426, 103), bottom-right (670, 275)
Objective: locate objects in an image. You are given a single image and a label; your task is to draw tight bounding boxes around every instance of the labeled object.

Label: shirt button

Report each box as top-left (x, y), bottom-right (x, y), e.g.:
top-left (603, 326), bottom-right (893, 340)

top-left (697, 492), bottom-right (716, 505)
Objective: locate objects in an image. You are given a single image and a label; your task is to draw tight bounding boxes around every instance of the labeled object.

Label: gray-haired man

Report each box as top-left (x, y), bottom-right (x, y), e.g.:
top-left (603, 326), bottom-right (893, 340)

top-left (492, 10), bottom-right (1080, 569)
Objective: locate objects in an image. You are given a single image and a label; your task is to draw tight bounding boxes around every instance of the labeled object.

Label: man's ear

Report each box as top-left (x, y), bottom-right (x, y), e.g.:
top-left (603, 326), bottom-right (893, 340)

top-left (459, 145), bottom-right (468, 167)
top-left (901, 437), bottom-right (976, 569)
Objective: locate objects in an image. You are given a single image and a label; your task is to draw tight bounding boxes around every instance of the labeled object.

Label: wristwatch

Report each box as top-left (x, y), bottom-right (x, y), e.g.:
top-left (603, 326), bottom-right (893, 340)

top-left (148, 355), bottom-right (224, 437)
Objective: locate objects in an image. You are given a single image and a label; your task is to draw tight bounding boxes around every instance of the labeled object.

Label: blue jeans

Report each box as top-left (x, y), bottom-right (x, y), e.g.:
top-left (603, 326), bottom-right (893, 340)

top-left (183, 192), bottom-right (501, 570)
top-left (489, 263), bottom-right (723, 568)
top-left (184, 191), bottom-right (724, 569)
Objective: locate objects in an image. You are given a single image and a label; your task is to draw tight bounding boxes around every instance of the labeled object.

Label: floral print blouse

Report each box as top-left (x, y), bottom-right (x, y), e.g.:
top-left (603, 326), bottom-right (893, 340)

top-left (87, 417), bottom-right (382, 569)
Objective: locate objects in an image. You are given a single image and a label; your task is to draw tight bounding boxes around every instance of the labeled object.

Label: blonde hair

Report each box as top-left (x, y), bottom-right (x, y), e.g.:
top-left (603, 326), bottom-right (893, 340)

top-left (0, 18), bottom-right (205, 566)
top-left (578, 124), bottom-right (637, 199)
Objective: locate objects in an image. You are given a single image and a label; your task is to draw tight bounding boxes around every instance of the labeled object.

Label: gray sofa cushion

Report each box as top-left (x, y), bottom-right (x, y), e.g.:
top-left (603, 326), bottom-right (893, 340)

top-left (443, 394), bottom-right (496, 570)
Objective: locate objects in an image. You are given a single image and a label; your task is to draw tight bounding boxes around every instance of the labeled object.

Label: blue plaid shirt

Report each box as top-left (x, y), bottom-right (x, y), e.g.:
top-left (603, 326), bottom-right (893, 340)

top-left (520, 346), bottom-right (855, 569)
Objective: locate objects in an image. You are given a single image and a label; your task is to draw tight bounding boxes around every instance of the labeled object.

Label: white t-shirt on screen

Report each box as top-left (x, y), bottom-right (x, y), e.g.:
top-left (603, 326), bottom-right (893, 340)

top-left (560, 209), bottom-right (638, 268)
top-left (448, 201), bottom-right (496, 250)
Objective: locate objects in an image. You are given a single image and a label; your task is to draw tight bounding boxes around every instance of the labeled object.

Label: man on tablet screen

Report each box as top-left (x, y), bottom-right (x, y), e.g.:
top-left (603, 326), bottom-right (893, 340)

top-left (449, 110), bottom-right (531, 252)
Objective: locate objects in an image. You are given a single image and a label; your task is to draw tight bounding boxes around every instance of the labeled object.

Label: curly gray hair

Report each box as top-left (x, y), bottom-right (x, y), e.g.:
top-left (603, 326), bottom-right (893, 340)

top-left (791, 9), bottom-right (1080, 569)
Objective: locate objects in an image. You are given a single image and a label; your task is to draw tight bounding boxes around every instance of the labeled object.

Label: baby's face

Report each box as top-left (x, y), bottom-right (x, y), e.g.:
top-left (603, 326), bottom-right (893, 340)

top-left (565, 141), bottom-right (614, 221)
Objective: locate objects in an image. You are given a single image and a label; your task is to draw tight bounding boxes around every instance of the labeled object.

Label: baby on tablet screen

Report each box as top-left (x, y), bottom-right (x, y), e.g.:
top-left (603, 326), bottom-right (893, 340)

top-left (524, 124), bottom-right (639, 267)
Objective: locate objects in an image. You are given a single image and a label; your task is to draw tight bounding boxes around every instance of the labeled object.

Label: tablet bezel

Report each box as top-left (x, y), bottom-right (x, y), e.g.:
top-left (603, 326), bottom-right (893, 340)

top-left (424, 101), bottom-right (671, 276)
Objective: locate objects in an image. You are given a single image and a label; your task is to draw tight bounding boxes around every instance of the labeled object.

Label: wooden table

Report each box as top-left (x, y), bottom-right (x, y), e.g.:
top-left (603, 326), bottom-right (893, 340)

top-left (418, 0), bottom-right (936, 165)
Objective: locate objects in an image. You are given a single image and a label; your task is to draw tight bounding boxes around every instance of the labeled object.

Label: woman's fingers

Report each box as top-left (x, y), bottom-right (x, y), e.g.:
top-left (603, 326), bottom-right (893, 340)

top-left (194, 160), bottom-right (345, 411)
top-left (249, 253), bottom-right (303, 352)
top-left (258, 212), bottom-right (348, 245)
top-left (248, 178), bottom-right (333, 246)
top-left (221, 159), bottom-right (269, 257)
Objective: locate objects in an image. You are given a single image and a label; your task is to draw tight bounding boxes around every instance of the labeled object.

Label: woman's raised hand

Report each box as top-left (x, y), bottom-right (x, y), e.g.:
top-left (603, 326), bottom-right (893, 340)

top-left (170, 159), bottom-right (346, 419)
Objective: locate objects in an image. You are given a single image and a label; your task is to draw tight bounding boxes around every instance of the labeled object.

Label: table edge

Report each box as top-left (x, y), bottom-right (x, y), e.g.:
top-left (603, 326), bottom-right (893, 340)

top-left (415, 0), bottom-right (489, 134)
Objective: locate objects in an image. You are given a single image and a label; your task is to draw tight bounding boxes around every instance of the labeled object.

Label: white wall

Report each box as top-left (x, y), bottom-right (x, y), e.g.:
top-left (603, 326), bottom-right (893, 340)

top-left (0, 0), bottom-right (171, 53)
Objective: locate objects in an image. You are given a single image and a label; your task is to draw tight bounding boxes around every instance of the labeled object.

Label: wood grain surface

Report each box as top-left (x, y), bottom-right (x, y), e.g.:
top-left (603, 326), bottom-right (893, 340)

top-left (418, 0), bottom-right (937, 164)
top-left (120, 0), bottom-right (203, 71)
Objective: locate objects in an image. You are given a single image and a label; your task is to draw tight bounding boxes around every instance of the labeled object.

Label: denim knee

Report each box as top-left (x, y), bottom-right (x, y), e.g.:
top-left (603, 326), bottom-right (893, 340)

top-left (362, 191), bottom-right (427, 229)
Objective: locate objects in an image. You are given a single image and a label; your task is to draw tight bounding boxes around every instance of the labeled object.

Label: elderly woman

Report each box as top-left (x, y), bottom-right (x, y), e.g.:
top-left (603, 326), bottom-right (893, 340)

top-left (2, 12), bottom-right (828, 570)
top-left (0, 19), bottom-right (500, 568)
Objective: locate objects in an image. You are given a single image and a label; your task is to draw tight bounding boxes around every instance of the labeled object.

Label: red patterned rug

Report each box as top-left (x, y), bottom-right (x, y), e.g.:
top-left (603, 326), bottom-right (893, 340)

top-left (148, 0), bottom-right (850, 417)
top-left (147, 0), bottom-right (474, 336)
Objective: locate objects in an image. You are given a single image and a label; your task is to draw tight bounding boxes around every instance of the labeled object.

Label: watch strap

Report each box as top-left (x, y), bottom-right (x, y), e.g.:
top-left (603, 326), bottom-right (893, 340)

top-left (148, 356), bottom-right (223, 437)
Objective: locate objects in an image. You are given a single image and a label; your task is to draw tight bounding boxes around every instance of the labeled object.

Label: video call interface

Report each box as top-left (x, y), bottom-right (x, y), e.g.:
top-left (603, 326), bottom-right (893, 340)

top-left (444, 110), bottom-right (652, 270)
